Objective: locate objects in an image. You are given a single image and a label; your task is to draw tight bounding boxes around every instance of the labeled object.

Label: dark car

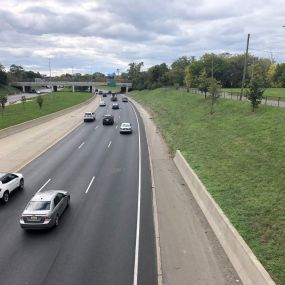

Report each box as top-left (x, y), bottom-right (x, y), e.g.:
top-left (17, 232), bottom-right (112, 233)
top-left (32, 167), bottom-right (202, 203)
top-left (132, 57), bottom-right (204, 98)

top-left (103, 93), bottom-right (107, 97)
top-left (122, 97), bottom-right (128, 102)
top-left (102, 114), bottom-right (114, 125)
top-left (112, 103), bottom-right (119, 109)
top-left (111, 94), bottom-right (117, 101)
top-left (99, 90), bottom-right (103, 95)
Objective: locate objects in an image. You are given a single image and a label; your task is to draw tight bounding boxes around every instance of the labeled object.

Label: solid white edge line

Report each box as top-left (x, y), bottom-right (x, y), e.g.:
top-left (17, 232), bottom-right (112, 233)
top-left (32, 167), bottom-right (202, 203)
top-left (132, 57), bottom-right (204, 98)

top-left (108, 141), bottom-right (112, 148)
top-left (37, 178), bottom-right (51, 193)
top-left (116, 125), bottom-right (118, 129)
top-left (78, 142), bottom-right (85, 149)
top-left (85, 176), bottom-right (95, 194)
top-left (131, 104), bottom-right (142, 285)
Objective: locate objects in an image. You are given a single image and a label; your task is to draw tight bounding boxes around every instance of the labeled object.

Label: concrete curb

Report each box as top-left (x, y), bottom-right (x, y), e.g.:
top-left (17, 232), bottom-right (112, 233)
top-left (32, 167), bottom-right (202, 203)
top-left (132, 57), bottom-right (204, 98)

top-left (130, 99), bottom-right (163, 285)
top-left (173, 150), bottom-right (276, 285)
top-left (0, 95), bottom-right (96, 139)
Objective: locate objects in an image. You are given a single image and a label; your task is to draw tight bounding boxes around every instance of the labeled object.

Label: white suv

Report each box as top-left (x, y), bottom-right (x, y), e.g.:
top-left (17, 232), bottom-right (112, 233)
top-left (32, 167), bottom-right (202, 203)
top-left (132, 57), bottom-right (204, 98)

top-left (84, 112), bottom-right (96, 122)
top-left (0, 173), bottom-right (24, 203)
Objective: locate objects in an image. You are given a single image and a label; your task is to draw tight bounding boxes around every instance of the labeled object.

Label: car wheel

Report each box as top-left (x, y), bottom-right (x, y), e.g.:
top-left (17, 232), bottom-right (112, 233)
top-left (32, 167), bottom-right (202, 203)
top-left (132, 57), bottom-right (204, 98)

top-left (66, 197), bottom-right (70, 208)
top-left (2, 191), bottom-right (9, 203)
top-left (19, 179), bottom-right (24, 190)
top-left (54, 215), bottom-right (59, 227)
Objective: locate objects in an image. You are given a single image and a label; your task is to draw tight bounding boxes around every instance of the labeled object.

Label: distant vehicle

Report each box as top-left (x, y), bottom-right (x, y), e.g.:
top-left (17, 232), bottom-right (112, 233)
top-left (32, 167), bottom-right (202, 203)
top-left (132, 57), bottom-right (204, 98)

top-left (102, 93), bottom-right (107, 97)
top-left (112, 103), bottom-right (119, 109)
top-left (102, 114), bottom-right (114, 125)
top-left (99, 90), bottom-right (103, 95)
top-left (122, 97), bottom-right (128, 102)
top-left (0, 172), bottom-right (24, 203)
top-left (84, 112), bottom-right (96, 122)
top-left (95, 89), bottom-right (98, 92)
top-left (111, 93), bottom-right (117, 101)
top-left (20, 190), bottom-right (70, 230)
top-left (99, 100), bottom-right (106, 107)
top-left (120, 123), bottom-right (132, 134)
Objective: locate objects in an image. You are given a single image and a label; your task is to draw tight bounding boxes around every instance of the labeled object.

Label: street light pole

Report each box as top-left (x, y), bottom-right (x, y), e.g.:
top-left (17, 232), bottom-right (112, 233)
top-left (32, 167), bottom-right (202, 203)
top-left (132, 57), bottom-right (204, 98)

top-left (240, 33), bottom-right (250, 100)
top-left (48, 58), bottom-right (52, 91)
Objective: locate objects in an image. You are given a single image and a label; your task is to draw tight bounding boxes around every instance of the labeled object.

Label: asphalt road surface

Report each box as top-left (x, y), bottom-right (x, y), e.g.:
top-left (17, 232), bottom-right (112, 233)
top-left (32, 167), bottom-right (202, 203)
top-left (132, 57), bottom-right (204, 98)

top-left (0, 94), bottom-right (157, 285)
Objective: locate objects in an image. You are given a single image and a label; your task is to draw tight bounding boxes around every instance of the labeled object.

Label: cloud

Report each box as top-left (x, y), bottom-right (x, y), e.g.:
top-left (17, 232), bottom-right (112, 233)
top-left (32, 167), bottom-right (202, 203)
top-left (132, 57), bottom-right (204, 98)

top-left (0, 0), bottom-right (284, 74)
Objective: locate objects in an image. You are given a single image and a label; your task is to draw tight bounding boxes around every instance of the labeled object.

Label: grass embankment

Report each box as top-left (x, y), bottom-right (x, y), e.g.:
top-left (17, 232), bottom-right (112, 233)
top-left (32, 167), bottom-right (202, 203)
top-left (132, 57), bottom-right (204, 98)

top-left (129, 88), bottom-right (285, 285)
top-left (0, 84), bottom-right (21, 96)
top-left (101, 86), bottom-right (121, 93)
top-left (222, 87), bottom-right (285, 99)
top-left (0, 90), bottom-right (93, 130)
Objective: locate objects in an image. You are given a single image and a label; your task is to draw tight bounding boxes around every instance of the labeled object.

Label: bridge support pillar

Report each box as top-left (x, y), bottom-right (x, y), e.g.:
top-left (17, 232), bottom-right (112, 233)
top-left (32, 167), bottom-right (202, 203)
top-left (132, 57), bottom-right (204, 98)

top-left (23, 86), bottom-right (31, 93)
top-left (53, 86), bottom-right (57, 92)
top-left (22, 86), bottom-right (25, 92)
top-left (72, 85), bottom-right (75, 93)
top-left (89, 86), bottom-right (93, 93)
top-left (126, 86), bottom-right (128, 94)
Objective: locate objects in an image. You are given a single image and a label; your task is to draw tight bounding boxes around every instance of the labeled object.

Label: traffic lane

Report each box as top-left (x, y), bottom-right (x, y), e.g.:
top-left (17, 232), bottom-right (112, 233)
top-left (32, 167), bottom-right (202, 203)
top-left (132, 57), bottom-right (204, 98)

top-left (41, 129), bottom-right (141, 285)
top-left (114, 100), bottom-right (157, 285)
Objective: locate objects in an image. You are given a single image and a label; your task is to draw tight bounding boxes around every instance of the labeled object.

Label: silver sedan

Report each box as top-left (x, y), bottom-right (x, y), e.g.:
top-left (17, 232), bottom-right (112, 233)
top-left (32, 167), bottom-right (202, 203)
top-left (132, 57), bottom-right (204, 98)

top-left (20, 190), bottom-right (70, 230)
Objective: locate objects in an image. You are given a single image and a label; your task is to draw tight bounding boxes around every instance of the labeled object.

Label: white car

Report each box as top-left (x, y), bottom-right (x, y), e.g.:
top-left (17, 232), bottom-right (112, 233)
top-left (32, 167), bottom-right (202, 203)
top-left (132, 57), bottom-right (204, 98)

top-left (84, 112), bottom-right (96, 122)
top-left (99, 100), bottom-right (106, 107)
top-left (0, 172), bottom-right (24, 203)
top-left (120, 122), bottom-right (132, 134)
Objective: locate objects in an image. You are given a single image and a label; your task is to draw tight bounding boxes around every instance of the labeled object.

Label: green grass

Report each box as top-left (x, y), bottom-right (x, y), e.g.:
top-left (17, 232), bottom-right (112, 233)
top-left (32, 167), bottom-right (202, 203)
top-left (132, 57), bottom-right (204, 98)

top-left (129, 88), bottom-right (285, 285)
top-left (0, 90), bottom-right (93, 129)
top-left (222, 88), bottom-right (285, 99)
top-left (0, 84), bottom-right (21, 96)
top-left (101, 86), bottom-right (121, 93)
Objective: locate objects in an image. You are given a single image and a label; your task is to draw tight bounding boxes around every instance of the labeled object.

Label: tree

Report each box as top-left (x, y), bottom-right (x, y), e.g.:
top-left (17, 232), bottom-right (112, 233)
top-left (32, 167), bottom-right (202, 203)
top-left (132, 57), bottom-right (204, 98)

top-left (197, 70), bottom-right (211, 99)
top-left (184, 65), bottom-right (194, 92)
top-left (36, 95), bottom-right (44, 109)
top-left (246, 69), bottom-right (265, 112)
top-left (127, 62), bottom-right (144, 90)
top-left (21, 95), bottom-right (26, 109)
top-left (0, 94), bottom-right (7, 116)
top-left (208, 78), bottom-right (221, 114)
top-left (266, 64), bottom-right (277, 87)
top-left (168, 56), bottom-right (192, 86)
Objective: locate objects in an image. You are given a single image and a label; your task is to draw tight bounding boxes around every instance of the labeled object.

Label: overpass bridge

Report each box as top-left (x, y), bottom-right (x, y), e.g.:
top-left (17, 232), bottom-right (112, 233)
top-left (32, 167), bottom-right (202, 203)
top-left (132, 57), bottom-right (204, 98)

top-left (10, 81), bottom-right (132, 93)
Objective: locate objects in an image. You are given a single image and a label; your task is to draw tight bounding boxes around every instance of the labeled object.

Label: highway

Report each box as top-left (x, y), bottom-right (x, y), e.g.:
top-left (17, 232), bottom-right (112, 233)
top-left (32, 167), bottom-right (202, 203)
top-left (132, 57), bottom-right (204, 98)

top-left (0, 94), bottom-right (157, 285)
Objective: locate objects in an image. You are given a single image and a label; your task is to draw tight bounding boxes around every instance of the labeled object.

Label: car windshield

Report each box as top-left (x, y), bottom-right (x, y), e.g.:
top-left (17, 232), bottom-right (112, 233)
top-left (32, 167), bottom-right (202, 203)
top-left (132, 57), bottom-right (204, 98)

top-left (122, 123), bottom-right (130, 127)
top-left (26, 201), bottom-right (51, 211)
top-left (85, 113), bottom-right (92, 116)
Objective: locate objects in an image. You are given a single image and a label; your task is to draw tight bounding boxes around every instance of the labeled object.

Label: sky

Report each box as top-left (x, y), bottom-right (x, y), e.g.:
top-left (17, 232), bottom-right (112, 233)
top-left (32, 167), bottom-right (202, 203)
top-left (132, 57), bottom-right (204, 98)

top-left (0, 0), bottom-right (285, 76)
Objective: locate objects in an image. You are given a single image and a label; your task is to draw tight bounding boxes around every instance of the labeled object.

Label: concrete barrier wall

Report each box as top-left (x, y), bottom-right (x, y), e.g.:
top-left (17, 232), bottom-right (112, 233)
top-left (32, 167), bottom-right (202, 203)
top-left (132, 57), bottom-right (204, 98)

top-left (173, 150), bottom-right (276, 285)
top-left (0, 95), bottom-right (95, 139)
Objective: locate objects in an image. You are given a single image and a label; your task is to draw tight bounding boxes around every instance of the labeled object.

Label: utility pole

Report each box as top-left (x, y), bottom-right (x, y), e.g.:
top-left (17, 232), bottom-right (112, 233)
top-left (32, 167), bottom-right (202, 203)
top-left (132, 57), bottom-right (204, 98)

top-left (240, 33), bottom-right (250, 100)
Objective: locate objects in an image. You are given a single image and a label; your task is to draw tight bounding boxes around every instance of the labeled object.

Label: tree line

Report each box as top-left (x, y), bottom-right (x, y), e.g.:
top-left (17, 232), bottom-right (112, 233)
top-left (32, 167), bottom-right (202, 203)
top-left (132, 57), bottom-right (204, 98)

top-left (120, 53), bottom-right (285, 91)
